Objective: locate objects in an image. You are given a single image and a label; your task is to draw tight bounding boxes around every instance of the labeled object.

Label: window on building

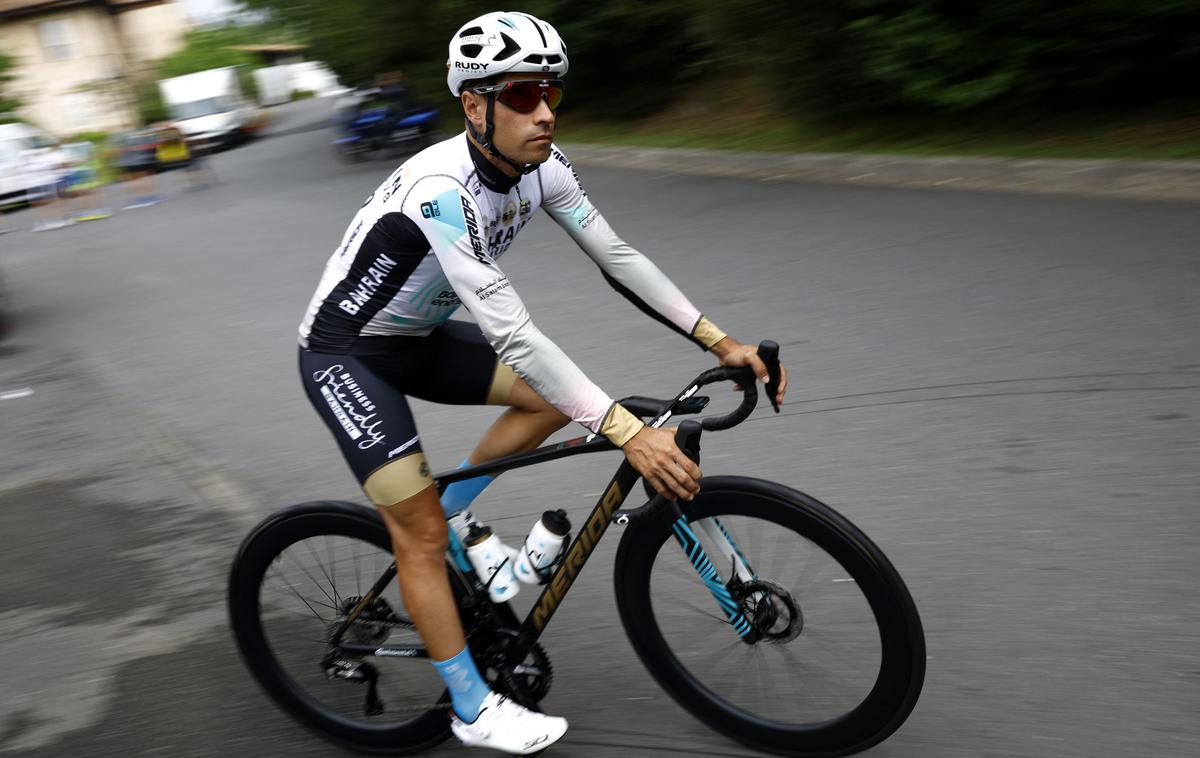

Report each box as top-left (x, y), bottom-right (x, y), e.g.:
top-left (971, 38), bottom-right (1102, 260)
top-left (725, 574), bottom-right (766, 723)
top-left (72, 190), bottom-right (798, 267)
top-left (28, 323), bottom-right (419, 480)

top-left (60, 91), bottom-right (103, 131)
top-left (38, 19), bottom-right (76, 62)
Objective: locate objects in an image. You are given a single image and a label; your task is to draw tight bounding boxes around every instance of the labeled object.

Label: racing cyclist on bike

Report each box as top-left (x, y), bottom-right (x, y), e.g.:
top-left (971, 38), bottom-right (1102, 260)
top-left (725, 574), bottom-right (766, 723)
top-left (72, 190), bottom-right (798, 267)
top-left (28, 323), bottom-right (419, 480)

top-left (297, 11), bottom-right (788, 754)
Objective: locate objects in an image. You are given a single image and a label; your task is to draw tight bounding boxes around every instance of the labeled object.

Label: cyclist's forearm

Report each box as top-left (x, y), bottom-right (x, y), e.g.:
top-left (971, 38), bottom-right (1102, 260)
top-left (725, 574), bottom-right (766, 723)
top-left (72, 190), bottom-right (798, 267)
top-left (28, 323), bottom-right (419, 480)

top-left (577, 225), bottom-right (727, 350)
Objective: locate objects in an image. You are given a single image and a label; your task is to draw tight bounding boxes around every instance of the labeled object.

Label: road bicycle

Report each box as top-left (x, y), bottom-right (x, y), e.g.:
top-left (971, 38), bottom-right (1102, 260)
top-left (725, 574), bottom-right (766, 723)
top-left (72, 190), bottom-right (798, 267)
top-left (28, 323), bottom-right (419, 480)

top-left (228, 342), bottom-right (926, 756)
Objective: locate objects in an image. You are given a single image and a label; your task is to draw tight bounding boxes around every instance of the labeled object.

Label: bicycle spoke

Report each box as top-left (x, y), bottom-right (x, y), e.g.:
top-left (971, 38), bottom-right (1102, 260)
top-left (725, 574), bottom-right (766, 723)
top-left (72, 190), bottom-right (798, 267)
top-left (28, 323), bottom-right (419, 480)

top-left (267, 563), bottom-right (335, 622)
top-left (326, 534), bottom-right (338, 606)
top-left (282, 548), bottom-right (340, 609)
top-left (647, 509), bottom-right (888, 726)
top-left (302, 537), bottom-right (340, 608)
top-left (354, 536), bottom-right (362, 597)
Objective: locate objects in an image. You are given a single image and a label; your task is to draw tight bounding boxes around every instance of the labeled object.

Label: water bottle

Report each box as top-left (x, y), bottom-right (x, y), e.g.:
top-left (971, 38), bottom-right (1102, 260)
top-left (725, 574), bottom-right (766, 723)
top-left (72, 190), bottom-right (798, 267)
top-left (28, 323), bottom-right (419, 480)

top-left (513, 509), bottom-right (571, 585)
top-left (447, 509), bottom-right (478, 543)
top-left (464, 523), bottom-right (519, 602)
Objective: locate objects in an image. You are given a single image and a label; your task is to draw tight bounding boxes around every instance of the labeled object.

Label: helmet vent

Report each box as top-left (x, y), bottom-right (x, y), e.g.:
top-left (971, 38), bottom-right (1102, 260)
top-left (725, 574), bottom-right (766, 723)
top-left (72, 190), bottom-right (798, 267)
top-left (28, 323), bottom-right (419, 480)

top-left (523, 54), bottom-right (544, 64)
top-left (493, 32), bottom-right (521, 61)
top-left (459, 26), bottom-right (483, 37)
top-left (461, 44), bottom-right (483, 58)
top-left (545, 55), bottom-right (562, 64)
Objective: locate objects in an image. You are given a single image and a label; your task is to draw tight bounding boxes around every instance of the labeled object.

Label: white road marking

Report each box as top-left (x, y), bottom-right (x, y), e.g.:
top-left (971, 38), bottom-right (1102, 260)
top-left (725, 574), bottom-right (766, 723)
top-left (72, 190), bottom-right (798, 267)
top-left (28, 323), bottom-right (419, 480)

top-left (0, 387), bottom-right (34, 401)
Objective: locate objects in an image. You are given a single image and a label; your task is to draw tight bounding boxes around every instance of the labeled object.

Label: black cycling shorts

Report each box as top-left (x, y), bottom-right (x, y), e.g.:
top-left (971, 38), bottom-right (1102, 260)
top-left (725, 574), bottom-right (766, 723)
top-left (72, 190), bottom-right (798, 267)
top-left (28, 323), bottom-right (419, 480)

top-left (299, 320), bottom-right (516, 505)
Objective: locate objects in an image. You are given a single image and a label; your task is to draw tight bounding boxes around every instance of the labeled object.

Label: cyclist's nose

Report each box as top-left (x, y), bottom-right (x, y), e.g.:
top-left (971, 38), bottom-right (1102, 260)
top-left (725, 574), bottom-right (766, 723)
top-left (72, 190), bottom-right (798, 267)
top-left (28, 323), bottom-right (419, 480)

top-left (532, 96), bottom-right (555, 126)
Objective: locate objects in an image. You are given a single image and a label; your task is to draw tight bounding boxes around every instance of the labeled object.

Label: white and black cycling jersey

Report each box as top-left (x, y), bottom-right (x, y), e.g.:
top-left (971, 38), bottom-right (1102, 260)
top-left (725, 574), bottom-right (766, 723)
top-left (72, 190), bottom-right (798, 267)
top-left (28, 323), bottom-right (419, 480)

top-left (299, 132), bottom-right (725, 442)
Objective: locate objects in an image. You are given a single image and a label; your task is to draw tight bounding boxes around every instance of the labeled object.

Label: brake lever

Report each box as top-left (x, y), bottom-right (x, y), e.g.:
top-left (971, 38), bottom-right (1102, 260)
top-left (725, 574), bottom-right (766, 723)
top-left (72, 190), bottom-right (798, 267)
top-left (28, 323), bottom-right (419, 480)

top-left (757, 340), bottom-right (781, 414)
top-left (675, 419), bottom-right (702, 464)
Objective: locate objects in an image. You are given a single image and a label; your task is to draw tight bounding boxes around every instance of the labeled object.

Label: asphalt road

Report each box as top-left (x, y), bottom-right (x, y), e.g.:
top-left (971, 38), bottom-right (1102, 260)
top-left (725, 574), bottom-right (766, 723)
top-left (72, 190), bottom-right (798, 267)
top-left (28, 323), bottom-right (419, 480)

top-left (2, 99), bottom-right (1198, 758)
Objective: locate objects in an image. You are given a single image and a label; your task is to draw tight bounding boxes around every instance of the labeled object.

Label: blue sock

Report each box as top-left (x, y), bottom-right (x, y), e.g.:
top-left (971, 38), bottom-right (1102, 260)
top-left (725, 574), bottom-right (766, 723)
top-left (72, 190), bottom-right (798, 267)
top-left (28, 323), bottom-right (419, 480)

top-left (432, 646), bottom-right (490, 721)
top-left (440, 458), bottom-right (495, 518)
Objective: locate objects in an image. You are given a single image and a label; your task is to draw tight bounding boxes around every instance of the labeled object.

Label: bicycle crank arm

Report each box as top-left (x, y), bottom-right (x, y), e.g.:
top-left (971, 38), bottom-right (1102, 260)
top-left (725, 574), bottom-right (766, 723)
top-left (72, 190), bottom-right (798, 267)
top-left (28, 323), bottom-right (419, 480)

top-left (336, 643), bottom-right (430, 659)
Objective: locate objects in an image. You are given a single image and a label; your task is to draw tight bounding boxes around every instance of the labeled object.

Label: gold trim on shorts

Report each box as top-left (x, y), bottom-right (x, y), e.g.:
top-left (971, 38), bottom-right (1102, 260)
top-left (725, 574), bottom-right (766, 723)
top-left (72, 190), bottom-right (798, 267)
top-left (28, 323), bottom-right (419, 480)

top-left (486, 362), bottom-right (518, 405)
top-left (600, 402), bottom-right (645, 448)
top-left (364, 452), bottom-right (434, 506)
top-left (691, 314), bottom-right (728, 350)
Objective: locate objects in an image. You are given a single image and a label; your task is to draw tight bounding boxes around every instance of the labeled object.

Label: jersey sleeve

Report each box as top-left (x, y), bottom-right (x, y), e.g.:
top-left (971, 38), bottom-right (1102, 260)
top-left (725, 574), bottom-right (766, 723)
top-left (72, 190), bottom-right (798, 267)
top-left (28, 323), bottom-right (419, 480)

top-left (539, 146), bottom-right (727, 351)
top-left (402, 175), bottom-right (644, 446)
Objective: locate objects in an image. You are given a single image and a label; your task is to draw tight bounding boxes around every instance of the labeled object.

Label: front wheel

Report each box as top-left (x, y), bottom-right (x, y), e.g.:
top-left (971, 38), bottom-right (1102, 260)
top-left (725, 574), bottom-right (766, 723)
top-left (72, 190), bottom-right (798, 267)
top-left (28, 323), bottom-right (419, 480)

top-left (614, 477), bottom-right (925, 757)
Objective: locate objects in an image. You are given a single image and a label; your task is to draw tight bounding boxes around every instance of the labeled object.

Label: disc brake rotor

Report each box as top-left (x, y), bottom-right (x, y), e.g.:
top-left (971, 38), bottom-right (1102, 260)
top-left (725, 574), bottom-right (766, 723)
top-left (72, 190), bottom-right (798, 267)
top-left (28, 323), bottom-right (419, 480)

top-left (732, 578), bottom-right (804, 644)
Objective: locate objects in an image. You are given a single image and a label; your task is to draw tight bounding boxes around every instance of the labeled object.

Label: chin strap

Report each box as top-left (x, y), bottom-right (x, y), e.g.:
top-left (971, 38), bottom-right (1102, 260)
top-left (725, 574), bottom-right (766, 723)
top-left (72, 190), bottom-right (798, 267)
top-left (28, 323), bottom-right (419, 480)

top-left (466, 93), bottom-right (539, 175)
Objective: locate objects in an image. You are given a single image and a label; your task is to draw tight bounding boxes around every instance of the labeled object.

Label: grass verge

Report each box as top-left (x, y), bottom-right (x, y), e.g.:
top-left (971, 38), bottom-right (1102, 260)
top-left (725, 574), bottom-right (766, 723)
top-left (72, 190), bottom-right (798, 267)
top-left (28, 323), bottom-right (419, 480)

top-left (560, 99), bottom-right (1200, 161)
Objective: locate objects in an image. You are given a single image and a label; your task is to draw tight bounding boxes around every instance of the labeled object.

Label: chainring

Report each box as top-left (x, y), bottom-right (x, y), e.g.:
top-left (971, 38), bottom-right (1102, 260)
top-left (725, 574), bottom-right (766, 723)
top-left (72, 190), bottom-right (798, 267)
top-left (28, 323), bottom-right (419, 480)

top-left (470, 628), bottom-right (554, 704)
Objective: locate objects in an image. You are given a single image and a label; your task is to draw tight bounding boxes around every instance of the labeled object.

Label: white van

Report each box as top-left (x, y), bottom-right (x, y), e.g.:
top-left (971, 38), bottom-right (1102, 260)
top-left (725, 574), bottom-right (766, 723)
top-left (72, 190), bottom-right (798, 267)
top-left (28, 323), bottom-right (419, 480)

top-left (0, 123), bottom-right (57, 206)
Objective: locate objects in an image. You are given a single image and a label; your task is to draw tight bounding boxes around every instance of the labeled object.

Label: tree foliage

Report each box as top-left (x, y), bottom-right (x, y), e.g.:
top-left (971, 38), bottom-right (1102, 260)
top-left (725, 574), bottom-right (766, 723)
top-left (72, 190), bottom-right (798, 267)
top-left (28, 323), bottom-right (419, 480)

top-left (155, 24), bottom-right (301, 100)
top-left (236, 0), bottom-right (1200, 119)
top-left (0, 51), bottom-right (20, 120)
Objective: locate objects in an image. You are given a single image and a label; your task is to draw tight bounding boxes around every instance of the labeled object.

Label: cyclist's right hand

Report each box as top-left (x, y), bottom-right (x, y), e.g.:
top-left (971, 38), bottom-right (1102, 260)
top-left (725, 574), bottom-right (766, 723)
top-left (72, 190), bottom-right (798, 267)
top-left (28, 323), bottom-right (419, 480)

top-left (622, 426), bottom-right (702, 501)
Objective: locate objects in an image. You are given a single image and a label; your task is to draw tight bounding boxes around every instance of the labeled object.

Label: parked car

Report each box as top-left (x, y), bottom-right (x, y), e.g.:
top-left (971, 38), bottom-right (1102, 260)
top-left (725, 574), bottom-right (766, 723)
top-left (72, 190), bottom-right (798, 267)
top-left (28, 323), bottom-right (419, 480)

top-left (109, 125), bottom-right (207, 176)
top-left (0, 123), bottom-right (58, 206)
top-left (159, 67), bottom-right (265, 150)
top-left (107, 128), bottom-right (161, 176)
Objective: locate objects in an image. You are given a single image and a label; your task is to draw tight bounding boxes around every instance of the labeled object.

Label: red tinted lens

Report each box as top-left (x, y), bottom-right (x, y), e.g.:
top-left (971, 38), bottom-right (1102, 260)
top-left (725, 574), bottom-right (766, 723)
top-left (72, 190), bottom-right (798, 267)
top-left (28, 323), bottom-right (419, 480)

top-left (498, 81), bottom-right (564, 113)
top-left (543, 83), bottom-right (564, 111)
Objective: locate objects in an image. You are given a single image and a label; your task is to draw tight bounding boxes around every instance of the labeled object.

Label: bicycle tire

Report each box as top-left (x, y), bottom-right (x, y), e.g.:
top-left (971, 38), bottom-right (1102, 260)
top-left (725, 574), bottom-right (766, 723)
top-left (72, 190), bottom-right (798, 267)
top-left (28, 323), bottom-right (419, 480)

top-left (614, 476), bottom-right (925, 757)
top-left (228, 500), bottom-right (457, 755)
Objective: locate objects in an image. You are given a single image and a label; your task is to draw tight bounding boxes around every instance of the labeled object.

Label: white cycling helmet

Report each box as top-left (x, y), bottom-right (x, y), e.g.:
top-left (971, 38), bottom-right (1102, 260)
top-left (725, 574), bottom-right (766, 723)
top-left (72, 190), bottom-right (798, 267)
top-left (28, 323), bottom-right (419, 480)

top-left (447, 11), bottom-right (569, 97)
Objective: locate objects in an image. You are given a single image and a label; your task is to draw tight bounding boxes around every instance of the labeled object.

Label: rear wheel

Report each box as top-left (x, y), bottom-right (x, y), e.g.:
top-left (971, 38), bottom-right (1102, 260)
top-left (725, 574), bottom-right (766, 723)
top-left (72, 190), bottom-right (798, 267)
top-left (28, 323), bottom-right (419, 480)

top-left (228, 501), bottom-right (458, 754)
top-left (614, 477), bottom-right (925, 757)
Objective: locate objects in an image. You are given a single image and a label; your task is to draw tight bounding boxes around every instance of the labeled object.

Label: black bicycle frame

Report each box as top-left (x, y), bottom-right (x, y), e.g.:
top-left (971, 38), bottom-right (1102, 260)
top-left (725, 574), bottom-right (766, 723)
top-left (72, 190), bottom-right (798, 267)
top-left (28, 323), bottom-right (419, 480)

top-left (329, 433), bottom-right (629, 660)
top-left (329, 417), bottom-right (675, 664)
top-left (330, 340), bottom-right (782, 663)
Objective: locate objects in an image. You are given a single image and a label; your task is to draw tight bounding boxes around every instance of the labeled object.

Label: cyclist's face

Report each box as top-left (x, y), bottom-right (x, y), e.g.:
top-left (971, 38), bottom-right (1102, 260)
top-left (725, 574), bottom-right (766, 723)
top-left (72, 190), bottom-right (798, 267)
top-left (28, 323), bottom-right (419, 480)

top-left (463, 73), bottom-right (557, 169)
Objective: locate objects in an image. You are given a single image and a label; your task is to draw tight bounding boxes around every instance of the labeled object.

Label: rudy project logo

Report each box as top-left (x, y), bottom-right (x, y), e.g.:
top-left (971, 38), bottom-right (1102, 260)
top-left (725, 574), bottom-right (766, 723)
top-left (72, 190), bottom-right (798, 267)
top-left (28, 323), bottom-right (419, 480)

top-left (454, 61), bottom-right (490, 71)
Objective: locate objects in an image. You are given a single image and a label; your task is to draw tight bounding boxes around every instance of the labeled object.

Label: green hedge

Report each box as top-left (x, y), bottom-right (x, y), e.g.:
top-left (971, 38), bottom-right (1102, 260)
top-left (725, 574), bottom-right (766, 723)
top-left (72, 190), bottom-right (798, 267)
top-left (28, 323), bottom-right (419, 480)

top-left (235, 1), bottom-right (1200, 121)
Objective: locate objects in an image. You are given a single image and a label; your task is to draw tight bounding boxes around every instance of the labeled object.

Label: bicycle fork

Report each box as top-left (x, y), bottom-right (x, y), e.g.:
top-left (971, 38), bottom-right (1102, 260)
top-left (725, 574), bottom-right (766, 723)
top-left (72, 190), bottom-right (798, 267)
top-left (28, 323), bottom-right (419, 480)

top-left (669, 512), bottom-right (763, 643)
top-left (661, 420), bottom-right (764, 643)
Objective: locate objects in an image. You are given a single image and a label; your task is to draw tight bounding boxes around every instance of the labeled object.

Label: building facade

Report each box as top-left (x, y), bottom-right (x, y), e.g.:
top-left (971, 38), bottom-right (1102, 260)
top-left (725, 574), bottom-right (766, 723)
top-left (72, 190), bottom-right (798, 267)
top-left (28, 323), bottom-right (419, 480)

top-left (0, 0), bottom-right (187, 136)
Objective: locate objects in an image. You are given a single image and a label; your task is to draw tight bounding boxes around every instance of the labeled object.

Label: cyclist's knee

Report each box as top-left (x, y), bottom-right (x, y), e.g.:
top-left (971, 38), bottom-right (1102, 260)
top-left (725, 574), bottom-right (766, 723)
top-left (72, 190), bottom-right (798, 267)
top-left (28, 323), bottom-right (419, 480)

top-left (377, 487), bottom-right (449, 557)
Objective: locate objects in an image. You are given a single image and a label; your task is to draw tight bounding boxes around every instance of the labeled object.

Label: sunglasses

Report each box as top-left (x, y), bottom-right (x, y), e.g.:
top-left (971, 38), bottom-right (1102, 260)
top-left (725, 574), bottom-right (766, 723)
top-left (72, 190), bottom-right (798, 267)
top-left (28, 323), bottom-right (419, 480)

top-left (470, 79), bottom-right (565, 113)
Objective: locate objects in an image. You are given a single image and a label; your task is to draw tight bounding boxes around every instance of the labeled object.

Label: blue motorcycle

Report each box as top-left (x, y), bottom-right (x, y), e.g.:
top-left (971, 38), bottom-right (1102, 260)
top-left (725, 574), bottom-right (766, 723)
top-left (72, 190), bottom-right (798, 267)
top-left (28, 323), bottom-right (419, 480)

top-left (333, 101), bottom-right (440, 162)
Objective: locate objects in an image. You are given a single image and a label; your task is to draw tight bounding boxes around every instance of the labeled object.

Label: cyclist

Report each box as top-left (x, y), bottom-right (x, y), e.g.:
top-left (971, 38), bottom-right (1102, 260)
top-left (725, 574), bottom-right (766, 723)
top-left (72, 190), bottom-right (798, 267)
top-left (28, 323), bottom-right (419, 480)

top-left (297, 11), bottom-right (787, 755)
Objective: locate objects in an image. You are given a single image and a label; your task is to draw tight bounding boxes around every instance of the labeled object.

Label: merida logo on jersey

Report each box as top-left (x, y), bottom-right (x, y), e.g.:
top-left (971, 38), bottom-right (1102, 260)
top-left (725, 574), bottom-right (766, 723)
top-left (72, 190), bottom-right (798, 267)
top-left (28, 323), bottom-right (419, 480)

top-left (459, 195), bottom-right (489, 265)
top-left (338, 253), bottom-right (399, 315)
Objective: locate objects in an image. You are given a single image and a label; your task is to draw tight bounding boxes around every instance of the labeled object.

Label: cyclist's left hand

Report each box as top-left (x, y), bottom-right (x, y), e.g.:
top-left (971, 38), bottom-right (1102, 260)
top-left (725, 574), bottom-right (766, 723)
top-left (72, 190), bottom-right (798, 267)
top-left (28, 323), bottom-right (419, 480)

top-left (711, 337), bottom-right (788, 407)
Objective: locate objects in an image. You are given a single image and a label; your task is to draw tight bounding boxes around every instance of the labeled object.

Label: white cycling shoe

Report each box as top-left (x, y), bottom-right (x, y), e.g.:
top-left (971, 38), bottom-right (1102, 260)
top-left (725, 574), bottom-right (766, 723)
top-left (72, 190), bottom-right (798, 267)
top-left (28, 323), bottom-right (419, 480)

top-left (450, 691), bottom-right (568, 755)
